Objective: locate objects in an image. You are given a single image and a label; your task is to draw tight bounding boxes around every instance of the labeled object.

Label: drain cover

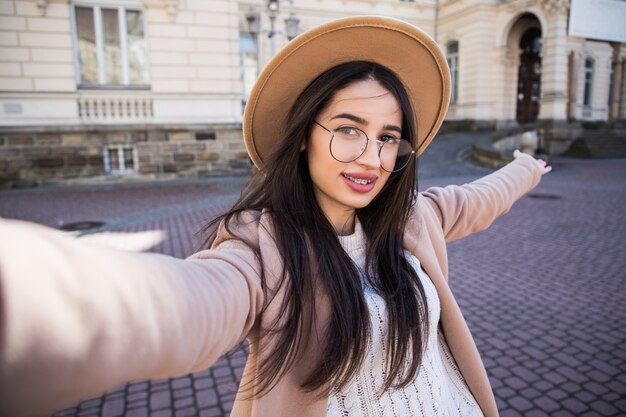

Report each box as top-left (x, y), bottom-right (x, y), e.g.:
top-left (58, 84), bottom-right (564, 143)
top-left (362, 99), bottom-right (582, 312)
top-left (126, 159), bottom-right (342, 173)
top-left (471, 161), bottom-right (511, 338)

top-left (59, 220), bottom-right (105, 231)
top-left (527, 193), bottom-right (561, 200)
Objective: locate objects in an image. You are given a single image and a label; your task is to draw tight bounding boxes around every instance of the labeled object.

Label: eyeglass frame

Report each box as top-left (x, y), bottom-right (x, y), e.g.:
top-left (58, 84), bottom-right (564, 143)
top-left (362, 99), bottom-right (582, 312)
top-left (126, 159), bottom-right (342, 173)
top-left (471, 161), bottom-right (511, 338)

top-left (312, 120), bottom-right (416, 173)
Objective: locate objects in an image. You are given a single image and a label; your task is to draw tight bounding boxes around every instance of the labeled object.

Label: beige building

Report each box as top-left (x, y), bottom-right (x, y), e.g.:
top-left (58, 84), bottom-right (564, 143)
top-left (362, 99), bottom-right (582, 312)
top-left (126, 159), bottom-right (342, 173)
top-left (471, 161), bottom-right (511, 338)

top-left (0, 0), bottom-right (624, 186)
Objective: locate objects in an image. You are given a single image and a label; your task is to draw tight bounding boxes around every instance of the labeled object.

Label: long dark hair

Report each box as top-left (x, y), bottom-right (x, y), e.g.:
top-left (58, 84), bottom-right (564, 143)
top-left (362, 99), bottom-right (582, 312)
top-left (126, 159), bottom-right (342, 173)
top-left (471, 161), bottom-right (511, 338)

top-left (204, 61), bottom-right (428, 397)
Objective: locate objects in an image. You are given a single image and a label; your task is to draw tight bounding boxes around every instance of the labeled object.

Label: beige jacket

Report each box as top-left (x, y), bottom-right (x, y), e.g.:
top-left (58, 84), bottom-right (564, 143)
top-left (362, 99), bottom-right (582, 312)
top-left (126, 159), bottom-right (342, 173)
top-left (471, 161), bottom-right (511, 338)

top-left (0, 156), bottom-right (543, 417)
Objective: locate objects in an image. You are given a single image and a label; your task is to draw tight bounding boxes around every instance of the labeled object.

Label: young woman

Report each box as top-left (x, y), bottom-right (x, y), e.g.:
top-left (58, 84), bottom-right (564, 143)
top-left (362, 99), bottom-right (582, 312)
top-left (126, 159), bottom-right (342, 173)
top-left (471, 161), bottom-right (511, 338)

top-left (0, 16), bottom-right (550, 417)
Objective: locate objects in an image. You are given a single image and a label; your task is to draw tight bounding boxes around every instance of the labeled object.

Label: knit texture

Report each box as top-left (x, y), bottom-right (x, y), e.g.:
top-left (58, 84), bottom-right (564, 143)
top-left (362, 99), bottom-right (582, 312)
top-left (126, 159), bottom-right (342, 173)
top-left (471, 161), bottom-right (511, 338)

top-left (327, 221), bottom-right (484, 417)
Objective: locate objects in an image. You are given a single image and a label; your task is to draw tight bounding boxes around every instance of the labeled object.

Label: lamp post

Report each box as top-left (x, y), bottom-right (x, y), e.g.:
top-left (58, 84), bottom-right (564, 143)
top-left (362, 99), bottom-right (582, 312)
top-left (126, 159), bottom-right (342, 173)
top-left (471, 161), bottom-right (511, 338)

top-left (267, 0), bottom-right (279, 55)
top-left (246, 1), bottom-right (300, 59)
top-left (284, 12), bottom-right (300, 41)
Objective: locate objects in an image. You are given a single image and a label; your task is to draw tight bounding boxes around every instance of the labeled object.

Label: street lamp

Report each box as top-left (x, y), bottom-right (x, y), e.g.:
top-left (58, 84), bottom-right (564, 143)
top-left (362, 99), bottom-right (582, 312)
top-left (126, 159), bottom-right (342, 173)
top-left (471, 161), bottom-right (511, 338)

top-left (245, 1), bottom-right (300, 57)
top-left (245, 7), bottom-right (261, 39)
top-left (284, 12), bottom-right (300, 41)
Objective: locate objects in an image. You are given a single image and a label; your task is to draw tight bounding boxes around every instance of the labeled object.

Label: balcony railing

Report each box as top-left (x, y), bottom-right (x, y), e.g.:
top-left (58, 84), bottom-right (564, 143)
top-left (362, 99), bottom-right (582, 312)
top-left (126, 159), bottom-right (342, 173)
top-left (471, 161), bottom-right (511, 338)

top-left (78, 96), bottom-right (153, 122)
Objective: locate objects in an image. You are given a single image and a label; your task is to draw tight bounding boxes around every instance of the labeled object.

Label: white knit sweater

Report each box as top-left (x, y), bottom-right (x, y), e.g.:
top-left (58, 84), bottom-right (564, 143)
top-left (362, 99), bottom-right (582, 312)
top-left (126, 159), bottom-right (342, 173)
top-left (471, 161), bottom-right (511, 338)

top-left (327, 222), bottom-right (484, 417)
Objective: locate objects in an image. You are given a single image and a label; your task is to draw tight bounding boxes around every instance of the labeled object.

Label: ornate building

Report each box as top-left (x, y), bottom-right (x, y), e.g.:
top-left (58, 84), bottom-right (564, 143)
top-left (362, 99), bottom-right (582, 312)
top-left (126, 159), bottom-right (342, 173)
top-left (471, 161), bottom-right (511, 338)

top-left (0, 0), bottom-right (624, 186)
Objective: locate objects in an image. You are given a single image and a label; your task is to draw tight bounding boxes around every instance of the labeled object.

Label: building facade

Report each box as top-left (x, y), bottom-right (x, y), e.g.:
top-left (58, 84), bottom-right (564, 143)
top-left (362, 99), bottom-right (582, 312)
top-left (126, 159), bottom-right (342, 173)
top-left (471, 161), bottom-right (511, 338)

top-left (0, 0), bottom-right (624, 186)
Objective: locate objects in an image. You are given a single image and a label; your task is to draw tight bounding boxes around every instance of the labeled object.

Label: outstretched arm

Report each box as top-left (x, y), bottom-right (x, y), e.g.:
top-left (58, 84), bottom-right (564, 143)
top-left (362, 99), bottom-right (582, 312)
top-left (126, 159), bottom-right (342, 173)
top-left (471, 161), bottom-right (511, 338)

top-left (420, 151), bottom-right (551, 242)
top-left (0, 218), bottom-right (263, 417)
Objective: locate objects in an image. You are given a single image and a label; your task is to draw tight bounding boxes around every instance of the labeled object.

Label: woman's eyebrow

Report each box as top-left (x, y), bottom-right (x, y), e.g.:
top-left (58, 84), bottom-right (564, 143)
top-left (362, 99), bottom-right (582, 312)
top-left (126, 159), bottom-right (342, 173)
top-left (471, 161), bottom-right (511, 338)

top-left (330, 113), bottom-right (402, 134)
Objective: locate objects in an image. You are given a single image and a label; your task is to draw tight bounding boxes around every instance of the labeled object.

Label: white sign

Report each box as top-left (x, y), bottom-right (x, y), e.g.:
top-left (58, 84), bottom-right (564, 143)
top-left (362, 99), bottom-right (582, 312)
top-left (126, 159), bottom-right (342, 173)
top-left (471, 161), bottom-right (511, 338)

top-left (569, 0), bottom-right (626, 43)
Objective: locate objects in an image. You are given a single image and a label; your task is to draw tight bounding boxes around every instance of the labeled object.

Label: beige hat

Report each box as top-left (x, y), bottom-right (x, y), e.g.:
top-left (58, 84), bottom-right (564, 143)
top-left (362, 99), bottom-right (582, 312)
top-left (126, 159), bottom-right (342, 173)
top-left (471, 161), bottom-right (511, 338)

top-left (243, 15), bottom-right (451, 169)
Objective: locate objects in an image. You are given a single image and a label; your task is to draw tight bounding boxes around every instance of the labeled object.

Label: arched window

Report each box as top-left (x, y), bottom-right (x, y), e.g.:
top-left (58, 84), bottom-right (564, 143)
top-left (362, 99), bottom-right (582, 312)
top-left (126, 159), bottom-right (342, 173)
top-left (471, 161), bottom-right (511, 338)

top-left (583, 58), bottom-right (594, 107)
top-left (447, 41), bottom-right (459, 104)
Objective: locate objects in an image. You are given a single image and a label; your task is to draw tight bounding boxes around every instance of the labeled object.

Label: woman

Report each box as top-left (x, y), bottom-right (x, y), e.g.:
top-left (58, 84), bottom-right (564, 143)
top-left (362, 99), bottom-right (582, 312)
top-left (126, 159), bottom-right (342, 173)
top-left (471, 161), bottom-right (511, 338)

top-left (0, 16), bottom-right (550, 417)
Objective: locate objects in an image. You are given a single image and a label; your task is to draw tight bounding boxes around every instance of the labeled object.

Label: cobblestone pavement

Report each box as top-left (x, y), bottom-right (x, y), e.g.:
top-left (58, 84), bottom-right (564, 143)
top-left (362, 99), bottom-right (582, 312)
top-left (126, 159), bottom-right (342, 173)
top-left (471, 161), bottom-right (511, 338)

top-left (0, 133), bottom-right (624, 417)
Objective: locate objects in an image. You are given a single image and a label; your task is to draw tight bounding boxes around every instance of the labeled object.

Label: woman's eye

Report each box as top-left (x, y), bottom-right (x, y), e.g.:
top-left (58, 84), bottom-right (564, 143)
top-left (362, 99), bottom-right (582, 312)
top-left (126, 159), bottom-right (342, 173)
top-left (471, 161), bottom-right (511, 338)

top-left (336, 127), bottom-right (360, 136)
top-left (380, 135), bottom-right (398, 143)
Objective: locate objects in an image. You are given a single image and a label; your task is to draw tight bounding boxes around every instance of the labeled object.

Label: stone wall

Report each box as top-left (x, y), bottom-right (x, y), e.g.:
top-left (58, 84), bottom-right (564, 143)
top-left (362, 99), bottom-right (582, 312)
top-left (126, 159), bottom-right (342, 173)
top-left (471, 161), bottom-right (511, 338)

top-left (0, 125), bottom-right (250, 188)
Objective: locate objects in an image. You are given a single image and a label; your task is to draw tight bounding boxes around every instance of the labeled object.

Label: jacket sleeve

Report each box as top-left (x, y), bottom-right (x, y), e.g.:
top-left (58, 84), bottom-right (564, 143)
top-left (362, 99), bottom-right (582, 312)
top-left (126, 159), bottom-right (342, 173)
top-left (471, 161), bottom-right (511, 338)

top-left (0, 218), bottom-right (263, 417)
top-left (420, 155), bottom-right (543, 243)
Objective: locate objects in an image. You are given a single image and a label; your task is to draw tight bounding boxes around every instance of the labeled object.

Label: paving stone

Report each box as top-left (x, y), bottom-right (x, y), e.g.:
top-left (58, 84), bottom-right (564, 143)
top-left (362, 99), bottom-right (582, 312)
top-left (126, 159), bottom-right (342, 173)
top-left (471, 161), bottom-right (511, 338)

top-left (150, 408), bottom-right (174, 417)
top-left (504, 376), bottom-right (528, 390)
top-left (172, 378), bottom-right (191, 389)
top-left (583, 381), bottom-right (609, 396)
top-left (195, 388), bottom-right (219, 409)
top-left (588, 369), bottom-right (612, 383)
top-left (193, 378), bottom-right (214, 390)
top-left (149, 410), bottom-right (172, 417)
top-left (173, 388), bottom-right (193, 400)
top-left (127, 392), bottom-right (148, 402)
top-left (533, 397), bottom-right (561, 413)
top-left (560, 381), bottom-right (583, 394)
top-left (613, 399), bottom-right (626, 413)
top-left (544, 372), bottom-right (567, 385)
top-left (174, 408), bottom-right (196, 417)
top-left (496, 387), bottom-right (516, 399)
top-left (510, 366), bottom-right (540, 383)
top-left (552, 411), bottom-right (576, 417)
top-left (519, 387), bottom-right (541, 400)
top-left (149, 391), bottom-right (171, 410)
top-left (102, 398), bottom-right (125, 417)
top-left (509, 397), bottom-right (534, 412)
top-left (547, 388), bottom-right (569, 401)
top-left (199, 408), bottom-right (223, 417)
top-left (500, 409), bottom-right (524, 417)
top-left (125, 408), bottom-right (148, 417)
top-left (491, 366), bottom-right (512, 379)
top-left (562, 398), bottom-right (589, 414)
top-left (173, 397), bottom-right (194, 409)
top-left (601, 392), bottom-right (620, 402)
top-left (533, 381), bottom-right (554, 391)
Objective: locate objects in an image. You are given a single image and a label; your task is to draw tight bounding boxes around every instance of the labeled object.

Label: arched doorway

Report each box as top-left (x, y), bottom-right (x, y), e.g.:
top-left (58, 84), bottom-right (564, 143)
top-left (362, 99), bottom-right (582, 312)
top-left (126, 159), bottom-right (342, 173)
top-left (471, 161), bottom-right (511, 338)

top-left (516, 28), bottom-right (542, 123)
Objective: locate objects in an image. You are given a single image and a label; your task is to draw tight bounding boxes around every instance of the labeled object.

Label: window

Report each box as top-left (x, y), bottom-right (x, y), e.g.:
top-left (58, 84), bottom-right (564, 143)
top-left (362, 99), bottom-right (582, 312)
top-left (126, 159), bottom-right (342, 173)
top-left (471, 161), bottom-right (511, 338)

top-left (240, 34), bottom-right (258, 105)
top-left (608, 62), bottom-right (614, 107)
top-left (583, 58), bottom-right (594, 107)
top-left (103, 146), bottom-right (137, 174)
top-left (447, 41), bottom-right (459, 105)
top-left (73, 3), bottom-right (149, 87)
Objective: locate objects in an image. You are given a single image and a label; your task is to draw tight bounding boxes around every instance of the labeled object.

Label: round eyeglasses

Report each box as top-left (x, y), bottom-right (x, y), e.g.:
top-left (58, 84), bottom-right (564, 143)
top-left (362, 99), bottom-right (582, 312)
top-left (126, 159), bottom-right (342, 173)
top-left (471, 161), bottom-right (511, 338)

top-left (313, 120), bottom-right (415, 173)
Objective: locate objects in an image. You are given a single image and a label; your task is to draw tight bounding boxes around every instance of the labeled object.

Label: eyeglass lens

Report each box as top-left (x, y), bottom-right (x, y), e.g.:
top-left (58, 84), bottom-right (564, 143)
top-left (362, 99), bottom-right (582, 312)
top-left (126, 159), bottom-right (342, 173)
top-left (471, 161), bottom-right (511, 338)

top-left (330, 127), bottom-right (413, 172)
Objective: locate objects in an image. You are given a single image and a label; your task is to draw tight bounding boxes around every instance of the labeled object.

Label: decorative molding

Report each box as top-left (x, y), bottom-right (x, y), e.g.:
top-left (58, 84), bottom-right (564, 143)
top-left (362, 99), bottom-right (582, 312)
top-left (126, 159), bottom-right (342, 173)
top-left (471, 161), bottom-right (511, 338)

top-left (144, 0), bottom-right (178, 21)
top-left (504, 0), bottom-right (536, 13)
top-left (539, 0), bottom-right (569, 15)
top-left (35, 0), bottom-right (48, 16)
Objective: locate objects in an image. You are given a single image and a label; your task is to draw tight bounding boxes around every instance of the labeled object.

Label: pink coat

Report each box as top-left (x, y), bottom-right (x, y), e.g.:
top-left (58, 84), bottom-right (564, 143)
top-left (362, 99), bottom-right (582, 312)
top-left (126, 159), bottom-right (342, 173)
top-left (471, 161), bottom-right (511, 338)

top-left (0, 156), bottom-right (543, 417)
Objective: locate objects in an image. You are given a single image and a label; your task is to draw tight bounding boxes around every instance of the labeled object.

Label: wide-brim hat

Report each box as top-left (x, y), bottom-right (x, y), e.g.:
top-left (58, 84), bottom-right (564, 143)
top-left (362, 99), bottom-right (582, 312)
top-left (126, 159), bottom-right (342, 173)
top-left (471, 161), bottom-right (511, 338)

top-left (243, 15), bottom-right (451, 169)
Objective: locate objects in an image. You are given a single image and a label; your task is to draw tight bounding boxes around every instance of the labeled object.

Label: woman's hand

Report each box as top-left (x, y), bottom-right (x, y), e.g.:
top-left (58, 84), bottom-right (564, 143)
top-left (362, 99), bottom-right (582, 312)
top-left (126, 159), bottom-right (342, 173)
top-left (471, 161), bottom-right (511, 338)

top-left (513, 149), bottom-right (552, 175)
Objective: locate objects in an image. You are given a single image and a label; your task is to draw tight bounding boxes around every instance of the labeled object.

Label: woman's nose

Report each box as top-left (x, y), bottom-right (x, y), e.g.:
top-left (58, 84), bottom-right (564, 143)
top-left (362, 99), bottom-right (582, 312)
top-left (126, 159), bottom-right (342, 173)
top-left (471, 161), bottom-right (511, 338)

top-left (356, 137), bottom-right (382, 168)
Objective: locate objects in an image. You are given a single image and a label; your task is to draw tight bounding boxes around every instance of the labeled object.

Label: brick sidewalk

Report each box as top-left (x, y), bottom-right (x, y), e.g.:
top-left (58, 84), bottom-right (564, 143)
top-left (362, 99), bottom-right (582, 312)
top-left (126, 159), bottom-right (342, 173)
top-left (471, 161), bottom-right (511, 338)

top-left (1, 156), bottom-right (624, 417)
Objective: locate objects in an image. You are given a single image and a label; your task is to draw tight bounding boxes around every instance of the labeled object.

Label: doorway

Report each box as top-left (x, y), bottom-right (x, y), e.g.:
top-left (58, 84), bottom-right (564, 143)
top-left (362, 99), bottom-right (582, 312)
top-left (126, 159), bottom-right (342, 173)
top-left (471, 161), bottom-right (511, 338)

top-left (516, 28), bottom-right (542, 123)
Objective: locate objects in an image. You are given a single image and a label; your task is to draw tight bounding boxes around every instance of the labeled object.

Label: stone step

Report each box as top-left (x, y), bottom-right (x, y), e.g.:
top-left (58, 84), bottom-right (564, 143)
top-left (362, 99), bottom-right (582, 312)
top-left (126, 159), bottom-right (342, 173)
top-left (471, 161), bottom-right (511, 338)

top-left (564, 132), bottom-right (626, 158)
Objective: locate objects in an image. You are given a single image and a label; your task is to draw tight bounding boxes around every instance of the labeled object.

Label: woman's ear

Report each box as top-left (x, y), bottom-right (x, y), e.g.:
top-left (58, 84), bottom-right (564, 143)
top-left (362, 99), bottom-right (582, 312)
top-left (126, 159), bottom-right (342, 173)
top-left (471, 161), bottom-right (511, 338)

top-left (300, 141), bottom-right (306, 151)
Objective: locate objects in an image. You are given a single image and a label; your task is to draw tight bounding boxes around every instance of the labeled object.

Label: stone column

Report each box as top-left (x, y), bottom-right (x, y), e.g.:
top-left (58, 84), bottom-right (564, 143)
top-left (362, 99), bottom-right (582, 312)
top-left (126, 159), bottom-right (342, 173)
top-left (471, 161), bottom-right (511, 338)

top-left (538, 1), bottom-right (569, 121)
top-left (621, 58), bottom-right (626, 119)
top-left (609, 44), bottom-right (624, 120)
top-left (567, 51), bottom-right (579, 120)
top-left (492, 46), bottom-right (508, 125)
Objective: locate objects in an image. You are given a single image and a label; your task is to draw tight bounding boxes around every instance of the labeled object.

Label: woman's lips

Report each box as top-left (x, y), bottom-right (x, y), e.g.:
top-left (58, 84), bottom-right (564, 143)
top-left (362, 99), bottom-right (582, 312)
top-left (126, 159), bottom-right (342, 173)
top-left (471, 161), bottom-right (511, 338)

top-left (341, 172), bottom-right (378, 193)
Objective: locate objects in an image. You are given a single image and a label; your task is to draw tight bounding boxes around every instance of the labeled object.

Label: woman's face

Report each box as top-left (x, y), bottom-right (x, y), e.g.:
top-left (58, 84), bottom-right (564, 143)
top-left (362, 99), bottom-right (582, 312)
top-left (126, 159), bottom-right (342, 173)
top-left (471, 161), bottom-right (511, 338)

top-left (306, 79), bottom-right (402, 233)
